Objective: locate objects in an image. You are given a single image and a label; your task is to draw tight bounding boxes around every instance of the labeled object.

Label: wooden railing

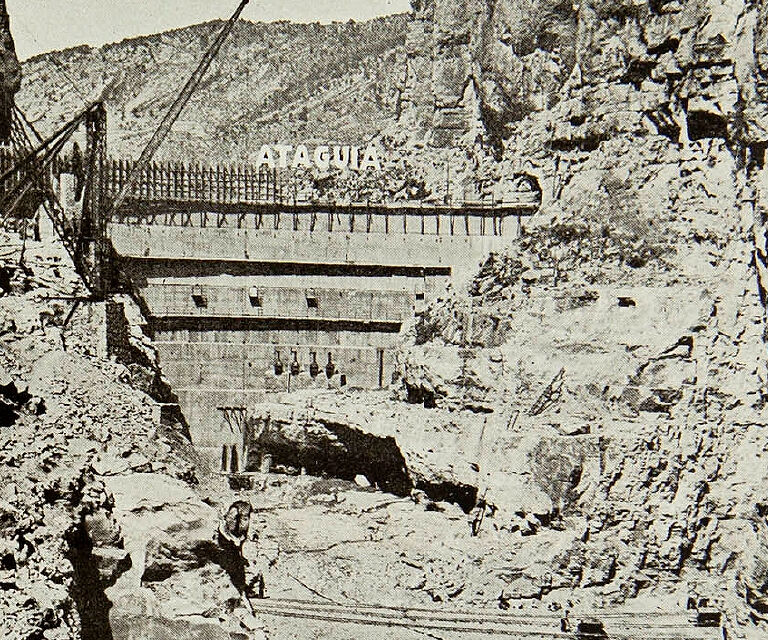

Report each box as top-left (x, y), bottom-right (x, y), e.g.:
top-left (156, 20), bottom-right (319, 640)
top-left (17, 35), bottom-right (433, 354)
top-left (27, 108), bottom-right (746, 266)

top-left (105, 158), bottom-right (286, 204)
top-left (49, 155), bottom-right (542, 225)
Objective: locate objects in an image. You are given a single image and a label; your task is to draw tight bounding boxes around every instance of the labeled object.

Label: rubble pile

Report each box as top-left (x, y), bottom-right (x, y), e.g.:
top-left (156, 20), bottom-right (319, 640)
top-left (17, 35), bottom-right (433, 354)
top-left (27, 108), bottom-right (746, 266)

top-left (0, 234), bottom-right (256, 640)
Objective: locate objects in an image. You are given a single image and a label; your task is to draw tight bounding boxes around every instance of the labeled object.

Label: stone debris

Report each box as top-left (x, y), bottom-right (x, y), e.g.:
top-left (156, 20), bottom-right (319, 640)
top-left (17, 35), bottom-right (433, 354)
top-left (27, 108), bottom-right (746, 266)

top-left (0, 234), bottom-right (254, 640)
top-left (5, 1), bottom-right (768, 639)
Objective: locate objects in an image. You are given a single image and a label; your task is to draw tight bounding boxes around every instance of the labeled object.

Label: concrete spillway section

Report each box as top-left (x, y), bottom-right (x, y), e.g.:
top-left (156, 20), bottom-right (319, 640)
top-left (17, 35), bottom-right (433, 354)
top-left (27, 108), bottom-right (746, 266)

top-left (108, 204), bottom-right (530, 463)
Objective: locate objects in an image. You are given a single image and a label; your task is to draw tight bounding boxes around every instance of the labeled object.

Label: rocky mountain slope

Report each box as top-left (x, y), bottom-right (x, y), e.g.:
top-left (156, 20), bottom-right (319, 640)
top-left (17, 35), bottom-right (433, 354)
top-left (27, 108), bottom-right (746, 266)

top-left (5, 1), bottom-right (768, 639)
top-left (16, 15), bottom-right (408, 162)
top-left (363, 1), bottom-right (768, 637)
top-left (0, 233), bottom-right (268, 640)
top-left (399, 0), bottom-right (768, 150)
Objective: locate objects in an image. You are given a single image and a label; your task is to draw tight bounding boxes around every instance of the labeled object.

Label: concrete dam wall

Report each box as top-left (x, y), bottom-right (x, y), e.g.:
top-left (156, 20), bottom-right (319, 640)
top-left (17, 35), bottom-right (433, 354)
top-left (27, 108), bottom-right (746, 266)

top-left (108, 201), bottom-right (531, 463)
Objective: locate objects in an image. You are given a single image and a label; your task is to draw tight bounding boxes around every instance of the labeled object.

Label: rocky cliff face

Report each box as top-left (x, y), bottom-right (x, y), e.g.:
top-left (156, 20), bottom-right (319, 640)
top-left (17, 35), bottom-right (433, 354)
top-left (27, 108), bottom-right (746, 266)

top-left (364, 2), bottom-right (768, 637)
top-left (400, 0), bottom-right (768, 151)
top-left (388, 5), bottom-right (768, 633)
top-left (8, 3), bottom-right (768, 639)
top-left (399, 0), bottom-right (576, 146)
top-left (0, 0), bottom-right (20, 142)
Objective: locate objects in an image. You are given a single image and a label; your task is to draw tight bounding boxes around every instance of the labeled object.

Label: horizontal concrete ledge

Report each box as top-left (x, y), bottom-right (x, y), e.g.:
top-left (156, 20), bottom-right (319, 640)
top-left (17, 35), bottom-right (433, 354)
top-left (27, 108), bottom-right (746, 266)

top-left (150, 316), bottom-right (404, 333)
top-left (108, 224), bottom-right (511, 270)
top-left (154, 341), bottom-right (398, 349)
top-left (141, 281), bottom-right (414, 324)
top-left (117, 256), bottom-right (453, 278)
top-left (151, 312), bottom-right (407, 323)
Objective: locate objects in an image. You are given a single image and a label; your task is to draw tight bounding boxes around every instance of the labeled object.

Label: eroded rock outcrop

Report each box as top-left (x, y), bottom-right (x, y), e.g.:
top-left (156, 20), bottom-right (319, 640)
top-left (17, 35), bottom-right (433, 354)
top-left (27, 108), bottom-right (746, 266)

top-left (105, 475), bottom-right (264, 640)
top-left (392, 125), bottom-right (768, 636)
top-left (401, 0), bottom-right (768, 151)
top-left (246, 397), bottom-right (598, 521)
top-left (0, 233), bottom-right (255, 640)
top-left (0, 0), bottom-right (20, 142)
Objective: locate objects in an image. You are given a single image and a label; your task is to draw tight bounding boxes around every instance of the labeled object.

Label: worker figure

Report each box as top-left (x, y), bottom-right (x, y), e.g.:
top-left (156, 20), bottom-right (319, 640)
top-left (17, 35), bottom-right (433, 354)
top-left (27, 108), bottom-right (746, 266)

top-left (325, 352), bottom-right (336, 378)
top-left (309, 351), bottom-right (320, 378)
top-left (290, 350), bottom-right (300, 376)
top-left (216, 501), bottom-right (252, 594)
top-left (250, 572), bottom-right (266, 599)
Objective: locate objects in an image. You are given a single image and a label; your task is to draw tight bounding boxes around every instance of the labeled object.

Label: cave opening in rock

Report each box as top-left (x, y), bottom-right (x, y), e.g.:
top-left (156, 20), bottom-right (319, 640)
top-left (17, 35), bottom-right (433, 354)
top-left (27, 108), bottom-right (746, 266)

top-left (687, 110), bottom-right (728, 141)
top-left (624, 59), bottom-right (656, 89)
top-left (405, 383), bottom-right (437, 408)
top-left (749, 142), bottom-right (767, 170)
top-left (0, 401), bottom-right (18, 427)
top-left (415, 480), bottom-right (478, 514)
top-left (246, 419), bottom-right (413, 496)
top-left (241, 415), bottom-right (487, 512)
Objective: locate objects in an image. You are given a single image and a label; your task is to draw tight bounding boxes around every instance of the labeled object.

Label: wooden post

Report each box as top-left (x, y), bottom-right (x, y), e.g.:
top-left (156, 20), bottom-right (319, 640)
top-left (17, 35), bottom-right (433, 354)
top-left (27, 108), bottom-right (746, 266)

top-left (163, 161), bottom-right (170, 200)
top-left (377, 348), bottom-right (385, 388)
top-left (152, 162), bottom-right (159, 199)
top-left (80, 103), bottom-right (109, 299)
top-left (274, 168), bottom-right (279, 203)
top-left (172, 163), bottom-right (179, 200)
top-left (184, 162), bottom-right (191, 200)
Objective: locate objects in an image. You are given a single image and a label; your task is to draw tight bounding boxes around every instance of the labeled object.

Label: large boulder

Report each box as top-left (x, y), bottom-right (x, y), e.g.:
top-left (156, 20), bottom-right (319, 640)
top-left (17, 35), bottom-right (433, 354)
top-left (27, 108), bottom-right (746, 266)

top-left (102, 474), bottom-right (262, 640)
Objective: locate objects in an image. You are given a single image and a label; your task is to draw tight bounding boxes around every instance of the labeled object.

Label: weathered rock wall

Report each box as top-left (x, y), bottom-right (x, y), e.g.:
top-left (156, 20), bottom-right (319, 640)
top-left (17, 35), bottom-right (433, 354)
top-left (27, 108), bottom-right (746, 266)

top-left (391, 3), bottom-right (768, 624)
top-left (0, 0), bottom-right (20, 142)
top-left (0, 233), bottom-right (259, 640)
top-left (401, 0), bottom-right (768, 150)
top-left (389, 122), bottom-right (768, 636)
